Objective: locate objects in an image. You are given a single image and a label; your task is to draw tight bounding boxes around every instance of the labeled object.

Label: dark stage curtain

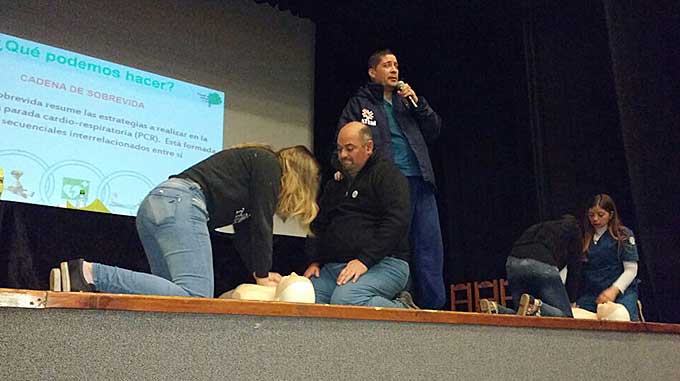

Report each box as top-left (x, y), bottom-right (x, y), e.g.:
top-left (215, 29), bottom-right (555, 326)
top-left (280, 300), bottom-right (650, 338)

top-left (602, 0), bottom-right (680, 323)
top-left (3, 0), bottom-right (678, 321)
top-left (309, 0), bottom-right (677, 319)
top-left (313, 1), bottom-right (536, 298)
top-left (523, 1), bottom-right (632, 220)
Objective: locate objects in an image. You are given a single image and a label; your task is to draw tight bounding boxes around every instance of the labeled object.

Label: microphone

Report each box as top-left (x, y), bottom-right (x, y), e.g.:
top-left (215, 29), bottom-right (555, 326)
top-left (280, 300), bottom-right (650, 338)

top-left (396, 80), bottom-right (418, 108)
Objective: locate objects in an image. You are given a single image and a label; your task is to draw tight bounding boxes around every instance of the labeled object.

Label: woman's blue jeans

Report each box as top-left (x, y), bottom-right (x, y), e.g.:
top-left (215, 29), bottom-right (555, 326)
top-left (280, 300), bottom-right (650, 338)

top-left (93, 178), bottom-right (214, 297)
top-left (506, 256), bottom-right (574, 317)
top-left (311, 257), bottom-right (410, 308)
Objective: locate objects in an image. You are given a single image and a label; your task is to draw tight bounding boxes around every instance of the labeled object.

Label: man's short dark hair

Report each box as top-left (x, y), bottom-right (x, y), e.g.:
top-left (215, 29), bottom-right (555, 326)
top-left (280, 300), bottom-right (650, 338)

top-left (368, 49), bottom-right (394, 69)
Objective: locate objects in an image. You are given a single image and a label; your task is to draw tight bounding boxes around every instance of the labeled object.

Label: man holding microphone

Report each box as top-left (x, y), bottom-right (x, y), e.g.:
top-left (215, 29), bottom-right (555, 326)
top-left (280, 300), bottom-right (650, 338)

top-left (337, 49), bottom-right (445, 309)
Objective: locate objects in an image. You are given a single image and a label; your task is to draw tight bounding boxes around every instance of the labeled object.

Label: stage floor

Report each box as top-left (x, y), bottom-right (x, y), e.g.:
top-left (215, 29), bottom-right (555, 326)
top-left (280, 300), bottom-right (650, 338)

top-left (1, 287), bottom-right (678, 334)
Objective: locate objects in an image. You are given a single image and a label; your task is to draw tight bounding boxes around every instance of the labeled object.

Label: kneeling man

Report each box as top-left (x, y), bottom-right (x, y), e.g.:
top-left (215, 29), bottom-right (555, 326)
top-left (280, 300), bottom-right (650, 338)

top-left (304, 122), bottom-right (416, 308)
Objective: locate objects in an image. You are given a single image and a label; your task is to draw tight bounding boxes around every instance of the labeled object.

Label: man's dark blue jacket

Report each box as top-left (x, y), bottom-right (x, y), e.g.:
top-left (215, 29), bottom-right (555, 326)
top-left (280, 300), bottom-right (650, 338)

top-left (337, 82), bottom-right (442, 188)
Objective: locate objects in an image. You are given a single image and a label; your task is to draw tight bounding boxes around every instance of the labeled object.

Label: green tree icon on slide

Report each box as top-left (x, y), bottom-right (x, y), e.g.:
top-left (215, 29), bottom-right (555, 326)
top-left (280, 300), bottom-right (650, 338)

top-left (207, 93), bottom-right (222, 107)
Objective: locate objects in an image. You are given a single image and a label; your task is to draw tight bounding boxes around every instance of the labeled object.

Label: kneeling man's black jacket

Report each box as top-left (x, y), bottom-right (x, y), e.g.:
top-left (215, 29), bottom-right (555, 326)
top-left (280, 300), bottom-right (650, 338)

top-left (306, 153), bottom-right (411, 268)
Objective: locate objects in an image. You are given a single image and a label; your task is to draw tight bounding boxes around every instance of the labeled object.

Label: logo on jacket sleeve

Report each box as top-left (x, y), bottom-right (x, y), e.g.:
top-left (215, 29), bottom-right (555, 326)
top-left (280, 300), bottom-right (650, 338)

top-left (234, 207), bottom-right (251, 224)
top-left (361, 108), bottom-right (377, 126)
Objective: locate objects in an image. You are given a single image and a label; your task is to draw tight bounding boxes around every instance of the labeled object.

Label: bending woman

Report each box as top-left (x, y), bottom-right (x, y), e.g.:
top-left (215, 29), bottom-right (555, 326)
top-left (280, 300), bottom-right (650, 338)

top-left (481, 215), bottom-right (584, 317)
top-left (576, 193), bottom-right (640, 320)
top-left (51, 145), bottom-right (320, 297)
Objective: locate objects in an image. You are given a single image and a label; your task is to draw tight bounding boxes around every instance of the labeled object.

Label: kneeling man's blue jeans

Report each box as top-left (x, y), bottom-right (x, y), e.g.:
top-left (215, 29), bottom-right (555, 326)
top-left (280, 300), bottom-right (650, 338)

top-left (311, 257), bottom-right (409, 308)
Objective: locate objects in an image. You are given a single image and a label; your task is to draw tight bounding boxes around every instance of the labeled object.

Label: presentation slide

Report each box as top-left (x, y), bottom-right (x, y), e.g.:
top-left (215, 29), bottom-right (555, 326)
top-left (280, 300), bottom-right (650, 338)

top-left (0, 32), bottom-right (224, 216)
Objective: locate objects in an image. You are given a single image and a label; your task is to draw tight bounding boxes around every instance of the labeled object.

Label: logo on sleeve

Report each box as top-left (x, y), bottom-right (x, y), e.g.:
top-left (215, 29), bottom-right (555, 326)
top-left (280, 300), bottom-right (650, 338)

top-left (629, 236), bottom-right (636, 246)
top-left (361, 108), bottom-right (377, 126)
top-left (234, 207), bottom-right (251, 224)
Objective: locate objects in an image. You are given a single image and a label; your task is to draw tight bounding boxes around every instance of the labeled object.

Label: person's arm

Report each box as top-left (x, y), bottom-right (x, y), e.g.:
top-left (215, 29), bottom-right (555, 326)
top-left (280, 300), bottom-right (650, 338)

top-left (612, 261), bottom-right (638, 294)
top-left (565, 260), bottom-right (584, 303)
top-left (338, 97), bottom-right (362, 131)
top-left (232, 154), bottom-right (280, 279)
top-left (564, 230), bottom-right (585, 303)
top-left (303, 262), bottom-right (321, 278)
top-left (354, 164), bottom-right (411, 268)
top-left (303, 180), bottom-right (335, 266)
top-left (407, 93), bottom-right (442, 144)
top-left (303, 236), bottom-right (321, 271)
top-left (335, 259), bottom-right (369, 285)
top-left (332, 98), bottom-right (363, 170)
top-left (596, 229), bottom-right (639, 303)
top-left (610, 228), bottom-right (639, 294)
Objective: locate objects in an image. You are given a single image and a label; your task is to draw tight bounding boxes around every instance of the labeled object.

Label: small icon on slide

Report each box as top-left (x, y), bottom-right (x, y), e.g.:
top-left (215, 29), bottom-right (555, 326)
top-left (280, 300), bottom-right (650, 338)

top-left (7, 169), bottom-right (35, 199)
top-left (198, 92), bottom-right (223, 107)
top-left (62, 177), bottom-right (90, 206)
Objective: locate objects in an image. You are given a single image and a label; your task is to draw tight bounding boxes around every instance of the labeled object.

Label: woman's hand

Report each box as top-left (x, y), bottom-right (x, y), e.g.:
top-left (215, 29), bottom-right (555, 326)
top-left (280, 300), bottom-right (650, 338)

top-left (254, 272), bottom-right (282, 287)
top-left (596, 286), bottom-right (620, 304)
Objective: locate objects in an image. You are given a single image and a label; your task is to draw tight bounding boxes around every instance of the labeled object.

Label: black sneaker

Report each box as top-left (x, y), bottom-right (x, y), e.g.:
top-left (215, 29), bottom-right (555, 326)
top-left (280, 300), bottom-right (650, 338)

top-left (396, 291), bottom-right (420, 309)
top-left (60, 259), bottom-right (96, 292)
top-left (517, 293), bottom-right (542, 316)
top-left (480, 298), bottom-right (499, 314)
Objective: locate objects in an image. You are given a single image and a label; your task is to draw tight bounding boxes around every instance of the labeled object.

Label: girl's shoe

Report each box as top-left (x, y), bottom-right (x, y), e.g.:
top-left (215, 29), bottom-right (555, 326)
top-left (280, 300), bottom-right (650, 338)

top-left (517, 293), bottom-right (542, 316)
top-left (479, 298), bottom-right (499, 314)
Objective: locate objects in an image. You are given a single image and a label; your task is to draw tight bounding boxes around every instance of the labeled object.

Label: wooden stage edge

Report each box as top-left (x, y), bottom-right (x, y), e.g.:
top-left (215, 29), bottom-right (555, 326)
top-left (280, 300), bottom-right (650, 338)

top-left (1, 288), bottom-right (678, 334)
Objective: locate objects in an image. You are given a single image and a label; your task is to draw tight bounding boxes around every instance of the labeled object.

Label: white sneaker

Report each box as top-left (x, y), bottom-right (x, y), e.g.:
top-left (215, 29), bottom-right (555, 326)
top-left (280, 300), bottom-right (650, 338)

top-left (517, 293), bottom-right (542, 316)
top-left (49, 268), bottom-right (62, 291)
top-left (480, 298), bottom-right (499, 314)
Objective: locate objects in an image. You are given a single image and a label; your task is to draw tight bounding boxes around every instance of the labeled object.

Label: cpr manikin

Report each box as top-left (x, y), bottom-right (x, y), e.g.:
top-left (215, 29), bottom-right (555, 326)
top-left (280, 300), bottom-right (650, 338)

top-left (219, 272), bottom-right (315, 303)
top-left (572, 301), bottom-right (631, 321)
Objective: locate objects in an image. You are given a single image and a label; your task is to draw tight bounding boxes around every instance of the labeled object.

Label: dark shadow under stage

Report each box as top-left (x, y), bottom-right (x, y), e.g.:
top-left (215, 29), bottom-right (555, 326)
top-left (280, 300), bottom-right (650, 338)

top-left (2, 288), bottom-right (680, 380)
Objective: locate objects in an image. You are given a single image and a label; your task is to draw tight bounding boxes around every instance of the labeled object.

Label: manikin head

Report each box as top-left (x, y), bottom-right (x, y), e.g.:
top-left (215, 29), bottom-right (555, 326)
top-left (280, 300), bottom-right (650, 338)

top-left (219, 272), bottom-right (315, 303)
top-left (273, 272), bottom-right (315, 303)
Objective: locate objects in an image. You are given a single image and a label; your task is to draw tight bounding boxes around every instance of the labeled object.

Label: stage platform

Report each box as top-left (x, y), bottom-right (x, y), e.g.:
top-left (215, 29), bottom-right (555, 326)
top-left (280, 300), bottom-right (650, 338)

top-left (2, 288), bottom-right (680, 380)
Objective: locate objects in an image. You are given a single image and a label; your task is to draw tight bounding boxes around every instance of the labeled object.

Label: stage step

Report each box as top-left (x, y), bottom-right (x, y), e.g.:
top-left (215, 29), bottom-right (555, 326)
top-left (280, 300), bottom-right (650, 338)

top-left (0, 288), bottom-right (678, 334)
top-left (2, 288), bottom-right (680, 380)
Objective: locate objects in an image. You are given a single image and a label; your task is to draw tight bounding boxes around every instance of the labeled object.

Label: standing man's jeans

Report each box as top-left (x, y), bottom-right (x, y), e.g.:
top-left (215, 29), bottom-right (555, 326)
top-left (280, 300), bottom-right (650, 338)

top-left (93, 178), bottom-right (214, 297)
top-left (407, 177), bottom-right (445, 309)
top-left (506, 256), bottom-right (573, 317)
top-left (311, 257), bottom-right (409, 308)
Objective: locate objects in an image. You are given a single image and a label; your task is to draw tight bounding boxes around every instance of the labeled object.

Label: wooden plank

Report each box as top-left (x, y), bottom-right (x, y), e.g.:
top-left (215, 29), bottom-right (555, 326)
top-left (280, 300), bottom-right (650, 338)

top-left (0, 289), bottom-right (47, 308)
top-left (2, 288), bottom-right (679, 334)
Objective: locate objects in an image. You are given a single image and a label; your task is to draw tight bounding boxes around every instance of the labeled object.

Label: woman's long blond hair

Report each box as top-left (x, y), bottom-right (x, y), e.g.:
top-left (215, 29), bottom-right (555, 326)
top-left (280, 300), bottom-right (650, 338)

top-left (231, 143), bottom-right (320, 232)
top-left (276, 145), bottom-right (320, 232)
